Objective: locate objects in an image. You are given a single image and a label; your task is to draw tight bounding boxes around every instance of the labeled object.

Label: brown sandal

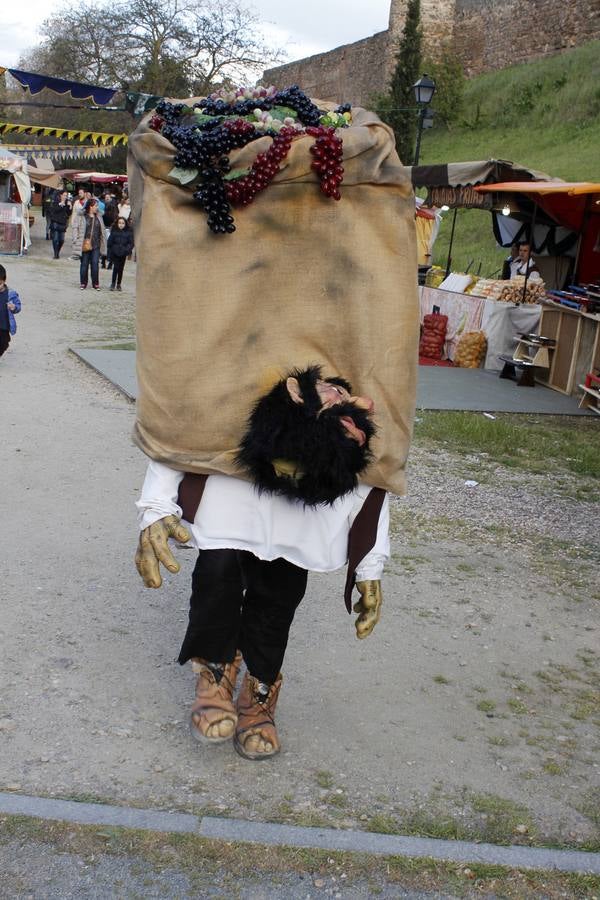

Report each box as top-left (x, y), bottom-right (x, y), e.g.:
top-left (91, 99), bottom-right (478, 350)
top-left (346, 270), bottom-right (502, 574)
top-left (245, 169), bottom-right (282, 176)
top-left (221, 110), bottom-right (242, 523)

top-left (234, 671), bottom-right (283, 760)
top-left (190, 651), bottom-right (242, 744)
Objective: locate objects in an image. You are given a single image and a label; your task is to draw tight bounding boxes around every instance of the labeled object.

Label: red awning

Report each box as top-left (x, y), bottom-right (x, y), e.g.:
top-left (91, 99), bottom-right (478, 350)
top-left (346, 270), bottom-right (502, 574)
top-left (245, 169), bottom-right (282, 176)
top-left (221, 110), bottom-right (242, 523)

top-left (475, 181), bottom-right (600, 231)
top-left (476, 181), bottom-right (600, 283)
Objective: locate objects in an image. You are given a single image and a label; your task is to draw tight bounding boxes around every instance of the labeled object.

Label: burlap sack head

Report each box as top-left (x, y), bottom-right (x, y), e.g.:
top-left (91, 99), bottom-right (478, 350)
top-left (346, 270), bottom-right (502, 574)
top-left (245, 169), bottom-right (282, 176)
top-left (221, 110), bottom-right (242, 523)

top-left (128, 100), bottom-right (419, 496)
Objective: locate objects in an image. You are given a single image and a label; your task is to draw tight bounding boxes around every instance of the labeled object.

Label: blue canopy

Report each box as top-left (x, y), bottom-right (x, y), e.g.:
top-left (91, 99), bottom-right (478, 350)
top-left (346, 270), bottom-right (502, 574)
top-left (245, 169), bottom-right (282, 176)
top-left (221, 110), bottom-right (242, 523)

top-left (8, 68), bottom-right (118, 106)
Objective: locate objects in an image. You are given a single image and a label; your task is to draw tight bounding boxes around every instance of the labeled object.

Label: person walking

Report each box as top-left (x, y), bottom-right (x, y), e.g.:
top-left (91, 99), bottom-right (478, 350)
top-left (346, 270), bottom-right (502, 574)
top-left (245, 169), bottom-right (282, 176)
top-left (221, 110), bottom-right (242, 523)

top-left (48, 190), bottom-right (72, 259)
top-left (0, 263), bottom-right (21, 359)
top-left (79, 199), bottom-right (107, 290)
top-left (43, 188), bottom-right (56, 240)
top-left (107, 216), bottom-right (134, 291)
top-left (70, 188), bottom-right (87, 258)
top-left (118, 195), bottom-right (131, 222)
top-left (101, 192), bottom-right (119, 269)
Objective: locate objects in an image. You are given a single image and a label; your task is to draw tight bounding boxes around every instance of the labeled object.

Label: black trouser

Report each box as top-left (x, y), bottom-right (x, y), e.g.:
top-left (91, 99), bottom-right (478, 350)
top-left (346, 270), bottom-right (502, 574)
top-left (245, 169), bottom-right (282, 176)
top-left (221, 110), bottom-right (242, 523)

top-left (51, 224), bottom-right (66, 258)
top-left (178, 549), bottom-right (308, 685)
top-left (80, 247), bottom-right (100, 287)
top-left (111, 256), bottom-right (126, 287)
top-left (0, 330), bottom-right (10, 357)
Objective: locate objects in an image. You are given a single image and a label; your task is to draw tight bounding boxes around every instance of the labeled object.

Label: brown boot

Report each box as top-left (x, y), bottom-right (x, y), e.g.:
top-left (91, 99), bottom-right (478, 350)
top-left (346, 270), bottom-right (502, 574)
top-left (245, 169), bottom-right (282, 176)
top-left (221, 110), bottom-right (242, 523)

top-left (234, 671), bottom-right (283, 760)
top-left (190, 651), bottom-right (242, 744)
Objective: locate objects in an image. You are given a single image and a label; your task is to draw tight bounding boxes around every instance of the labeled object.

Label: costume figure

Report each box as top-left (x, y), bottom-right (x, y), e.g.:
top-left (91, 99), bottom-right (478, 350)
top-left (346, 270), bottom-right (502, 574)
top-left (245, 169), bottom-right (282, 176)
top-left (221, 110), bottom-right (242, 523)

top-left (136, 367), bottom-right (389, 759)
top-left (129, 86), bottom-right (419, 761)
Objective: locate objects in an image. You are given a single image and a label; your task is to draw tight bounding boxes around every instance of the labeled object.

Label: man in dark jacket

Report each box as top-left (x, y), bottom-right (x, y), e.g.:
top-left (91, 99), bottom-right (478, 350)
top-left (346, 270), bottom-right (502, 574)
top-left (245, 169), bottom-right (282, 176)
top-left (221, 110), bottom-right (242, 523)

top-left (48, 191), bottom-right (72, 259)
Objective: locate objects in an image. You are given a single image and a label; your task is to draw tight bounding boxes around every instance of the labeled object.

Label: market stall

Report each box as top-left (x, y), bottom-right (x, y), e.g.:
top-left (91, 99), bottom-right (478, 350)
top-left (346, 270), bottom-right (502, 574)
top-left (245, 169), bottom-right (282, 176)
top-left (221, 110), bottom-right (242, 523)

top-left (0, 149), bottom-right (31, 254)
top-left (26, 168), bottom-right (127, 191)
top-left (409, 163), bottom-right (600, 383)
top-left (473, 181), bottom-right (600, 394)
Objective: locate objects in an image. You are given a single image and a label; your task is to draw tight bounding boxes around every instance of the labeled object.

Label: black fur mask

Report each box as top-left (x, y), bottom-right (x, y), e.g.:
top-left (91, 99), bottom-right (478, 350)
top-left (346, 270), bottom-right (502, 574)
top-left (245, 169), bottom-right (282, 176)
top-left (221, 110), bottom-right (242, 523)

top-left (236, 366), bottom-right (376, 506)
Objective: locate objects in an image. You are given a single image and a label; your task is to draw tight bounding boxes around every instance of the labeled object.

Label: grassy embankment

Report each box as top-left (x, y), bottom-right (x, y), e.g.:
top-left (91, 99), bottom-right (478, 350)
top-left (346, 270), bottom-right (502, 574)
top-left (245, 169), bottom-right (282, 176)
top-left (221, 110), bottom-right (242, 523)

top-left (418, 41), bottom-right (600, 276)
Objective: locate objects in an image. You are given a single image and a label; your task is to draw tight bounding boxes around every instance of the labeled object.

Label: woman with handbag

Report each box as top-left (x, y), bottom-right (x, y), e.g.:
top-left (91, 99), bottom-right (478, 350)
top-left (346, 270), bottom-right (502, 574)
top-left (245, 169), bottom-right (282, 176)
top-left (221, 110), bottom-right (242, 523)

top-left (80, 199), bottom-right (107, 290)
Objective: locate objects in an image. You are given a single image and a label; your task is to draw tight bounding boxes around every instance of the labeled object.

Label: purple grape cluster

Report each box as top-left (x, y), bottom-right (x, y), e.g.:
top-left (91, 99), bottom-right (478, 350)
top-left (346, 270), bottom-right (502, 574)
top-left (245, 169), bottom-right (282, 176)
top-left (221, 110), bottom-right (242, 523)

top-left (271, 86), bottom-right (323, 126)
top-left (151, 87), bottom-right (347, 235)
top-left (193, 176), bottom-right (235, 234)
top-left (197, 96), bottom-right (274, 118)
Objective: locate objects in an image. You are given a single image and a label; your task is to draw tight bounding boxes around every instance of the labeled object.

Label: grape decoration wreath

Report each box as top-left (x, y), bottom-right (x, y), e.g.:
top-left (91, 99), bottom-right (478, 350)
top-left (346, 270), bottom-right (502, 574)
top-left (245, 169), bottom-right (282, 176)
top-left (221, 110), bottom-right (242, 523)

top-left (148, 85), bottom-right (352, 235)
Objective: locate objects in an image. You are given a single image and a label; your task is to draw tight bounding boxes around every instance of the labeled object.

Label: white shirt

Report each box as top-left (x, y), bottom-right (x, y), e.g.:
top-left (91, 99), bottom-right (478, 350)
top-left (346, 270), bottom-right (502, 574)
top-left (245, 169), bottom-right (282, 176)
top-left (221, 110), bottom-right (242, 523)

top-left (137, 460), bottom-right (390, 580)
top-left (510, 257), bottom-right (540, 280)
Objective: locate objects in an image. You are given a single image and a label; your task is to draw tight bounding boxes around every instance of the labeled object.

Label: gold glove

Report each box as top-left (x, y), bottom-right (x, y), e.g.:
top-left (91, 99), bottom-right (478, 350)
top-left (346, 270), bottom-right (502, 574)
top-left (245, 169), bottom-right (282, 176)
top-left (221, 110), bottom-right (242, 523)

top-left (353, 580), bottom-right (382, 639)
top-left (135, 515), bottom-right (191, 589)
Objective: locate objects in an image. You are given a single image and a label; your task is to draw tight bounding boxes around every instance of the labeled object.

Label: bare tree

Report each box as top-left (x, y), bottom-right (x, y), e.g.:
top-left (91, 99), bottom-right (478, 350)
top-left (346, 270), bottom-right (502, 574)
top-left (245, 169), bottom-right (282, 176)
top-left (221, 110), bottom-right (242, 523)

top-left (19, 0), bottom-right (285, 96)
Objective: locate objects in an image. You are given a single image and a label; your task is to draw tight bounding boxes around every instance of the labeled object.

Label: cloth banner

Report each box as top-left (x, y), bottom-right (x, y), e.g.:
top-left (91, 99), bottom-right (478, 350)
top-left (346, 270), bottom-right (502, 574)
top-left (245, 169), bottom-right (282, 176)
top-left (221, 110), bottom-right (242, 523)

top-left (129, 101), bottom-right (420, 497)
top-left (426, 185), bottom-right (493, 210)
top-left (2, 143), bottom-right (112, 160)
top-left (6, 68), bottom-right (117, 106)
top-left (0, 122), bottom-right (127, 145)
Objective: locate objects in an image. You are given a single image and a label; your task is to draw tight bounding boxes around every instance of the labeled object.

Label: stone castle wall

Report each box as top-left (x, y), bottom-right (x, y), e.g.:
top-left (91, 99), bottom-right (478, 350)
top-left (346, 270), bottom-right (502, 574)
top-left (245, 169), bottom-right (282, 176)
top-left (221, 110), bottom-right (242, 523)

top-left (264, 0), bottom-right (600, 106)
top-left (453, 0), bottom-right (600, 75)
top-left (262, 32), bottom-right (392, 107)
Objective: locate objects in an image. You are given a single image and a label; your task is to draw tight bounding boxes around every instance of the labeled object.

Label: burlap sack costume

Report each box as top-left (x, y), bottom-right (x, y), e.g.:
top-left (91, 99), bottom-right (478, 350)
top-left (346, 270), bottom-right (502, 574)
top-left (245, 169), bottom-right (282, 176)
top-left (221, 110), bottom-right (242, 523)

top-left (128, 101), bottom-right (419, 497)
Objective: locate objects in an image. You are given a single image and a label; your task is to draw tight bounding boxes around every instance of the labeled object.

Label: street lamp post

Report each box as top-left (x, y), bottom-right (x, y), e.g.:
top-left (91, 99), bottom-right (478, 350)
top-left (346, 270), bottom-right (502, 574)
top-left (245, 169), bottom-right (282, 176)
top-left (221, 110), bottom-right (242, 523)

top-left (412, 74), bottom-right (436, 165)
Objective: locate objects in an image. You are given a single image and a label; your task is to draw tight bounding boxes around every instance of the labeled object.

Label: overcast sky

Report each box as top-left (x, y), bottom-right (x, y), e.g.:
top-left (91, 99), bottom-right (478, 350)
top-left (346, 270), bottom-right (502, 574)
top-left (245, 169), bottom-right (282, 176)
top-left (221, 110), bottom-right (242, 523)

top-left (1, 1), bottom-right (391, 70)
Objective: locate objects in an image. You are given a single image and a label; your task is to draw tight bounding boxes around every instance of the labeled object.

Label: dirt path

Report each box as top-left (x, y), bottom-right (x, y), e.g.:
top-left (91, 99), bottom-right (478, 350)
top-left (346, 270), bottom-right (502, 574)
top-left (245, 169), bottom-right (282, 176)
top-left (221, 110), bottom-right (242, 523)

top-left (1, 226), bottom-right (598, 851)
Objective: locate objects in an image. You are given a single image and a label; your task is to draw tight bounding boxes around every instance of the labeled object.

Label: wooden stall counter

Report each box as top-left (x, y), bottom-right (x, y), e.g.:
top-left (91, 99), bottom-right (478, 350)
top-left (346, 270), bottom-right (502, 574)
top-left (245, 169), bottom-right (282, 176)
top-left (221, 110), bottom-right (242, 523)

top-left (536, 302), bottom-right (600, 395)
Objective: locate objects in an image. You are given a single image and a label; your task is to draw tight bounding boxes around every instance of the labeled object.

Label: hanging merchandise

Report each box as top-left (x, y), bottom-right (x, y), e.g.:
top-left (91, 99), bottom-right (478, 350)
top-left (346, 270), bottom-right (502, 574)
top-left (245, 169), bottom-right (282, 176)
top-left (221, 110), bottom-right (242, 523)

top-left (0, 122), bottom-right (128, 145)
top-left (4, 67), bottom-right (118, 106)
top-left (2, 143), bottom-right (113, 160)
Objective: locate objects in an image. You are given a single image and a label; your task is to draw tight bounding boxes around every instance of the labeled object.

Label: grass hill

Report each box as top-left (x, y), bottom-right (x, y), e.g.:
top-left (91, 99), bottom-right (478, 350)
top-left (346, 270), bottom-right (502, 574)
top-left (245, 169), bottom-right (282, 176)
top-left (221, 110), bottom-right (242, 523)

top-left (418, 41), bottom-right (600, 277)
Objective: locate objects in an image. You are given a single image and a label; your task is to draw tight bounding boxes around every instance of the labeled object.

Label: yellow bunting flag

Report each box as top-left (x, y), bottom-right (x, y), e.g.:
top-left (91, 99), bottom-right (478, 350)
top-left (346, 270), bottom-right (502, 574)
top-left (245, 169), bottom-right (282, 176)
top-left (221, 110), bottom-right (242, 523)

top-left (0, 121), bottom-right (128, 145)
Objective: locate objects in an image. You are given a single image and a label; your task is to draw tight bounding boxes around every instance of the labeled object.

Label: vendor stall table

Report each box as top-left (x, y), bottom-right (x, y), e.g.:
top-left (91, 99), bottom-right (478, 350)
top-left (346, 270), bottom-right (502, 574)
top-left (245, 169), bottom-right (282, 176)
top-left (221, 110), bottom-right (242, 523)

top-left (419, 286), bottom-right (541, 370)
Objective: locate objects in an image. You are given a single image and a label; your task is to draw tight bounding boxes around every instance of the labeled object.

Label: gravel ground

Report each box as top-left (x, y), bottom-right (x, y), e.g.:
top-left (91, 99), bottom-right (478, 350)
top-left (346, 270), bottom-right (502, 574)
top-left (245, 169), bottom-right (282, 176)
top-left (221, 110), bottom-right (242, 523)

top-left (400, 444), bottom-right (598, 547)
top-left (1, 223), bottom-right (599, 869)
top-left (0, 837), bottom-right (462, 900)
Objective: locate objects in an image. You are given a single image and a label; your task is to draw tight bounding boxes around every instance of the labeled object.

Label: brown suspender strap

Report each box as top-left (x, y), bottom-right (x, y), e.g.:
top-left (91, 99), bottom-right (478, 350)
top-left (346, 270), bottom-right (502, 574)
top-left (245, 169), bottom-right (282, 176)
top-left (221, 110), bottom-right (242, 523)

top-left (177, 472), bottom-right (209, 523)
top-left (343, 487), bottom-right (386, 613)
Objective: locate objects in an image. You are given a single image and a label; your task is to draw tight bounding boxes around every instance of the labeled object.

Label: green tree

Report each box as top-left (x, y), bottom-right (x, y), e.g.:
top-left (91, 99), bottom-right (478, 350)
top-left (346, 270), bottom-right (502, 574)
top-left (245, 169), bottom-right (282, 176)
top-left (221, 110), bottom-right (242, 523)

top-left (423, 49), bottom-right (465, 129)
top-left (377, 0), bottom-right (422, 164)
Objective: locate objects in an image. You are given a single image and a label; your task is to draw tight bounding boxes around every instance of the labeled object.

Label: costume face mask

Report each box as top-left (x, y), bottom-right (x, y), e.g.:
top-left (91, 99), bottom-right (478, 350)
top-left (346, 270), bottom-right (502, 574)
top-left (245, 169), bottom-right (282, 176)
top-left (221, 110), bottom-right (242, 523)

top-left (236, 365), bottom-right (376, 505)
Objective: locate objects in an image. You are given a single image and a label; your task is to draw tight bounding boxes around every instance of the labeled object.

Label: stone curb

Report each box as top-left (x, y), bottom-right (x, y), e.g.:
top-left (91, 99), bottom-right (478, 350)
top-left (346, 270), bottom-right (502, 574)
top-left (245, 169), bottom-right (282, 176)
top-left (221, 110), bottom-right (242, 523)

top-left (0, 792), bottom-right (195, 834)
top-left (200, 816), bottom-right (600, 873)
top-left (1, 792), bottom-right (599, 875)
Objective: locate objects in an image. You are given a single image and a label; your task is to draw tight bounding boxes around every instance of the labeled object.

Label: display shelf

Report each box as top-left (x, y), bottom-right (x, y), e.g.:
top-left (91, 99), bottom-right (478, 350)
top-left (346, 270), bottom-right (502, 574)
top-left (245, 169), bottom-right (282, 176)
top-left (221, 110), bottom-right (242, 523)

top-left (537, 305), bottom-right (600, 395)
top-left (512, 335), bottom-right (556, 370)
top-left (578, 383), bottom-right (600, 414)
